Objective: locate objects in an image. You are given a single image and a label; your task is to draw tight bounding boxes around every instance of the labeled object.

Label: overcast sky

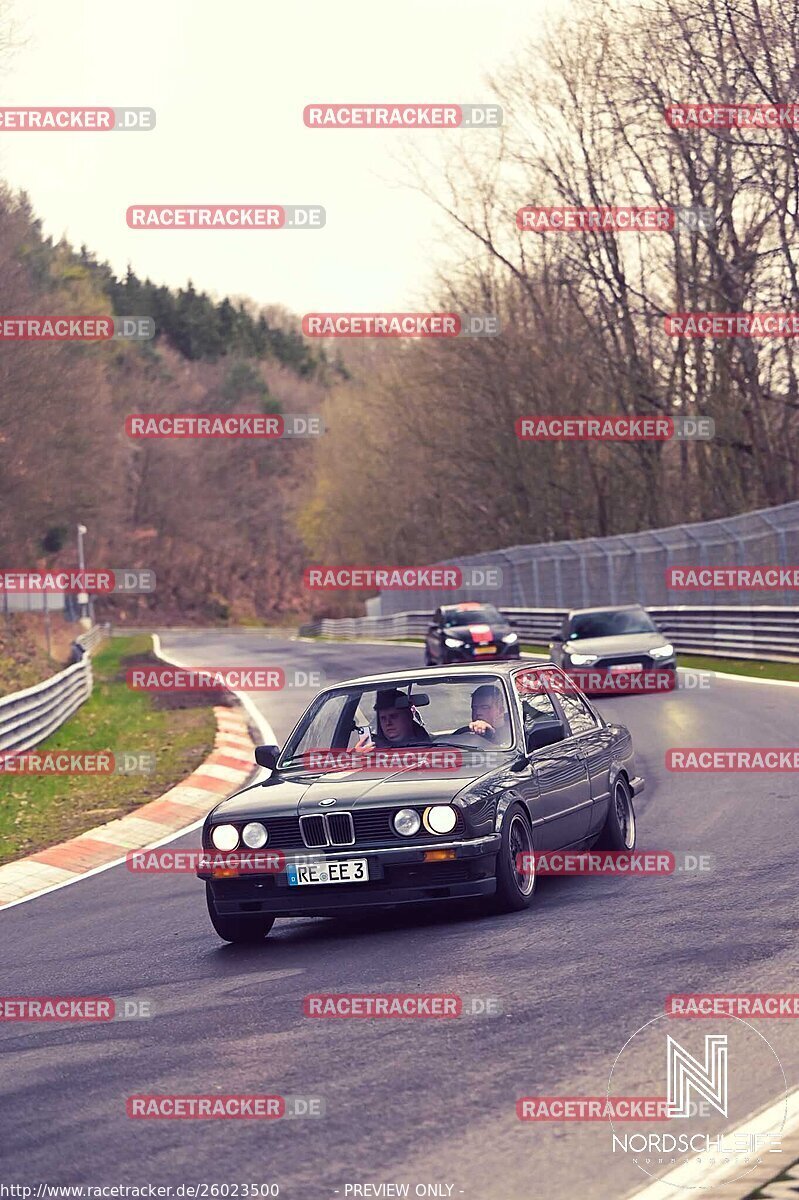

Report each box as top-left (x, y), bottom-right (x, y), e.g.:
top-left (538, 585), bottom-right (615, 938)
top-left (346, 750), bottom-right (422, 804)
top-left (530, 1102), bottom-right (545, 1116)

top-left (0, 0), bottom-right (571, 313)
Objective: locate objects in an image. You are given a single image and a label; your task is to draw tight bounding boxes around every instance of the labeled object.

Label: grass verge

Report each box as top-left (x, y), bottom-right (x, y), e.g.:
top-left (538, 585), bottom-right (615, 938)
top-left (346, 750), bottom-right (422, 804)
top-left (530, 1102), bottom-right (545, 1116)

top-left (677, 653), bottom-right (799, 682)
top-left (0, 635), bottom-right (219, 865)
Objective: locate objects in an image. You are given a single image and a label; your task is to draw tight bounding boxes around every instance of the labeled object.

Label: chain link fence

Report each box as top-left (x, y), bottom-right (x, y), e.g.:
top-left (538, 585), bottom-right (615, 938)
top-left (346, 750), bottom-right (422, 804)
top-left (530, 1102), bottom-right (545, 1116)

top-left (373, 501), bottom-right (799, 614)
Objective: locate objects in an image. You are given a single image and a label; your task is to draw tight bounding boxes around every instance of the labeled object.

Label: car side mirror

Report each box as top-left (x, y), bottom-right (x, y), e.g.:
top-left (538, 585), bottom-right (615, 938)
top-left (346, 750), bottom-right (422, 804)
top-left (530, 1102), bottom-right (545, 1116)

top-left (254, 744), bottom-right (281, 770)
top-left (526, 720), bottom-right (566, 752)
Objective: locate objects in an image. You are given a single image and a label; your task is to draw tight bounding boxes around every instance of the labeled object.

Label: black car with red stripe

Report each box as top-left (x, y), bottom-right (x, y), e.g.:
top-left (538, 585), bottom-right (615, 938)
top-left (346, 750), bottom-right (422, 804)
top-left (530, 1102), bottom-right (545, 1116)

top-left (424, 603), bottom-right (520, 665)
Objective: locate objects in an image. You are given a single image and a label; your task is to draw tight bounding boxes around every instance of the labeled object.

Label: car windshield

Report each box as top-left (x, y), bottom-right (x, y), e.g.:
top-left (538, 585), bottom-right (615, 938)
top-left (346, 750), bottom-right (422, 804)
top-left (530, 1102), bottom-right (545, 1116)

top-left (568, 608), bottom-right (657, 639)
top-left (280, 674), bottom-right (516, 764)
top-left (442, 605), bottom-right (502, 627)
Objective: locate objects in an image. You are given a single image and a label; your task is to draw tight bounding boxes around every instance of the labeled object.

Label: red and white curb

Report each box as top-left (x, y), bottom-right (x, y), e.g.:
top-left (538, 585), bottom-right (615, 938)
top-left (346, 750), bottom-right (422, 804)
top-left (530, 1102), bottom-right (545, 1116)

top-left (0, 644), bottom-right (265, 909)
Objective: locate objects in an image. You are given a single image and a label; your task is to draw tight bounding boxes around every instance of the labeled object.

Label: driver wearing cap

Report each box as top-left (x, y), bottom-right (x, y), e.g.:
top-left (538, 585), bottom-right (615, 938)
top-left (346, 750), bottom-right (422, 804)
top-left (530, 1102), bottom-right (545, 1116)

top-left (370, 688), bottom-right (432, 748)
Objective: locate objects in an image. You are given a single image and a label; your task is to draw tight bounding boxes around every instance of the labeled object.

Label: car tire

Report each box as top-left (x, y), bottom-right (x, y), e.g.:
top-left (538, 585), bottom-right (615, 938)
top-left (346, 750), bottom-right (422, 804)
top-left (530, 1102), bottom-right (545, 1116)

top-left (423, 647), bottom-right (433, 666)
top-left (206, 884), bottom-right (275, 943)
top-left (595, 776), bottom-right (636, 850)
top-left (492, 803), bottom-right (536, 912)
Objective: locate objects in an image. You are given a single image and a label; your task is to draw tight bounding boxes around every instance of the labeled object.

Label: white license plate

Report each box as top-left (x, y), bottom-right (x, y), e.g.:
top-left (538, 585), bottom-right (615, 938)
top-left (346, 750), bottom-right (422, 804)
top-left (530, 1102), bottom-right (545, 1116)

top-left (610, 662), bottom-right (643, 672)
top-left (286, 858), bottom-right (369, 886)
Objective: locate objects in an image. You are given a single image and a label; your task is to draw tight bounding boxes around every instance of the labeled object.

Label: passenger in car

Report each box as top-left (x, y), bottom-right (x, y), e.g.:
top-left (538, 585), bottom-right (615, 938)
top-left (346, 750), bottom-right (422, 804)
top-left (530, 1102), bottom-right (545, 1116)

top-left (373, 688), bottom-right (433, 748)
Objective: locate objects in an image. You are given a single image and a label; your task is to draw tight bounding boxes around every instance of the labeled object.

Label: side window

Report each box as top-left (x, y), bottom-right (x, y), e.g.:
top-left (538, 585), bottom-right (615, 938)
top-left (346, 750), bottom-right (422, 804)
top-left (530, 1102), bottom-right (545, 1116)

top-left (290, 693), bottom-right (353, 754)
top-left (514, 672), bottom-right (558, 726)
top-left (558, 691), bottom-right (599, 736)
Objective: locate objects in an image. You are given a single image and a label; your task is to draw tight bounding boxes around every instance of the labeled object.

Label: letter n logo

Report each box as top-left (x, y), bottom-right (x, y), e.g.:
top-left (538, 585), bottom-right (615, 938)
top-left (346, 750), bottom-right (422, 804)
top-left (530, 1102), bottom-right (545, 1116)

top-left (666, 1034), bottom-right (727, 1118)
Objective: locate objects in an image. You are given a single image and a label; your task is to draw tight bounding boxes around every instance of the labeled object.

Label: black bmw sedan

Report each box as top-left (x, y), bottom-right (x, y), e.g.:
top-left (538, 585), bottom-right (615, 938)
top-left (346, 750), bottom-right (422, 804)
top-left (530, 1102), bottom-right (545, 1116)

top-left (424, 602), bottom-right (521, 665)
top-left (198, 663), bottom-right (644, 943)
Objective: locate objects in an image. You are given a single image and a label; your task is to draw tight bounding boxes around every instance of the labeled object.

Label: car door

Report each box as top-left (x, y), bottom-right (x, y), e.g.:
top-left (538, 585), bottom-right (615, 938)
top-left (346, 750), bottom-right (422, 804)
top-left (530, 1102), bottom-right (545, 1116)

top-left (555, 688), bottom-right (614, 838)
top-left (511, 671), bottom-right (592, 848)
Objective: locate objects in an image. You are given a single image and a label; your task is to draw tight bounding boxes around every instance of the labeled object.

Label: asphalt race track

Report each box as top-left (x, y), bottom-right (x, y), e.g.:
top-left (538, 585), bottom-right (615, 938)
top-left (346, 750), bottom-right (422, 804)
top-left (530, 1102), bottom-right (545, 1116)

top-left (2, 631), bottom-right (797, 1199)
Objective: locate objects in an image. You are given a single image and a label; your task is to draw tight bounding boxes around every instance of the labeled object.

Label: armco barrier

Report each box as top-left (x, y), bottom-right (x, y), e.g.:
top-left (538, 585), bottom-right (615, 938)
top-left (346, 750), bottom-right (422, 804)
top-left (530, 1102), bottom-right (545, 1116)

top-left (74, 621), bottom-right (111, 656)
top-left (0, 624), bottom-right (110, 755)
top-left (300, 605), bottom-right (799, 662)
top-left (0, 658), bottom-right (93, 755)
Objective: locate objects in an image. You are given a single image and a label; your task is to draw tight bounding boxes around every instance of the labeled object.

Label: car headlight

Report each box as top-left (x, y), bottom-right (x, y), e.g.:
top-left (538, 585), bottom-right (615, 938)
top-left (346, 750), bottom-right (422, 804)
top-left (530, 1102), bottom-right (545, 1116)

top-left (502, 632), bottom-right (518, 644)
top-left (241, 821), bottom-right (268, 848)
top-left (211, 823), bottom-right (239, 851)
top-left (650, 643), bottom-right (674, 660)
top-left (423, 805), bottom-right (457, 835)
top-left (393, 808), bottom-right (421, 836)
top-left (567, 652), bottom-right (599, 666)
top-left (444, 637), bottom-right (465, 649)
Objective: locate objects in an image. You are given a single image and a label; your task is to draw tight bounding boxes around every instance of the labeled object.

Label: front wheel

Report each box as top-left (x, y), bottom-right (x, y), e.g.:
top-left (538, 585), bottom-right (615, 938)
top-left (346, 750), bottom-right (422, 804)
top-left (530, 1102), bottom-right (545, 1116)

top-left (206, 884), bottom-right (275, 943)
top-left (492, 803), bottom-right (536, 912)
top-left (596, 777), bottom-right (636, 850)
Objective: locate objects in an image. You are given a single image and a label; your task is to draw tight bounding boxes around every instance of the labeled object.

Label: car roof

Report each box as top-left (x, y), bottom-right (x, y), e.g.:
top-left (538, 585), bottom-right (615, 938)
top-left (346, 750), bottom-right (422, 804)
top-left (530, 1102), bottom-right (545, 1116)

top-left (567, 604), bottom-right (647, 617)
top-left (328, 662), bottom-right (525, 690)
top-left (439, 601), bottom-right (500, 612)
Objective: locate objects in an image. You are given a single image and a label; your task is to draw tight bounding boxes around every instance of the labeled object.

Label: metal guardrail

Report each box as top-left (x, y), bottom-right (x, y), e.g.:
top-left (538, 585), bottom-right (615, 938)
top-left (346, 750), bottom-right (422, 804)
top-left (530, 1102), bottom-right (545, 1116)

top-left (0, 624), bottom-right (110, 755)
top-left (300, 606), bottom-right (799, 662)
top-left (74, 622), bottom-right (111, 657)
top-left (0, 659), bottom-right (93, 755)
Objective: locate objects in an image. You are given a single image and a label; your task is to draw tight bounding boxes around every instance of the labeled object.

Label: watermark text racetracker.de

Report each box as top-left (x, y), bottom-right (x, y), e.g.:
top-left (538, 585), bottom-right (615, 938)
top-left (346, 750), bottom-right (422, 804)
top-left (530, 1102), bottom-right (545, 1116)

top-left (517, 205), bottom-right (714, 233)
top-left (516, 851), bottom-right (714, 876)
top-left (125, 666), bottom-right (324, 692)
top-left (0, 570), bottom-right (155, 595)
top-left (303, 993), bottom-right (501, 1018)
top-left (303, 103), bottom-right (502, 128)
top-left (0, 317), bottom-right (154, 341)
top-left (0, 751), bottom-right (155, 776)
top-left (517, 667), bottom-right (716, 695)
top-left (301, 313), bottom-right (499, 337)
top-left (126, 206), bottom-right (324, 230)
top-left (126, 1095), bottom-right (323, 1119)
top-left (666, 993), bottom-right (799, 1018)
top-left (0, 996), bottom-right (152, 1021)
top-left (300, 748), bottom-right (463, 772)
top-left (515, 415), bottom-right (714, 441)
top-left (127, 850), bottom-right (287, 874)
top-left (667, 565), bottom-right (799, 590)
top-left (125, 414), bottom-right (323, 439)
top-left (666, 102), bottom-right (799, 128)
top-left (0, 106), bottom-right (154, 130)
top-left (518, 1097), bottom-right (670, 1121)
top-left (666, 312), bottom-right (799, 337)
top-left (303, 565), bottom-right (502, 590)
top-left (666, 748), bottom-right (799, 770)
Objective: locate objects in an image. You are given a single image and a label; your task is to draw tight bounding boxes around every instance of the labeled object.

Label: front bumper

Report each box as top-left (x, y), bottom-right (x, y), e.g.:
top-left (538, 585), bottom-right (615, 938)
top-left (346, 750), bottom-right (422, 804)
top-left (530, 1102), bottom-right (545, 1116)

top-left (444, 643), bottom-right (520, 664)
top-left (202, 834), bottom-right (501, 916)
top-left (561, 662), bottom-right (676, 695)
